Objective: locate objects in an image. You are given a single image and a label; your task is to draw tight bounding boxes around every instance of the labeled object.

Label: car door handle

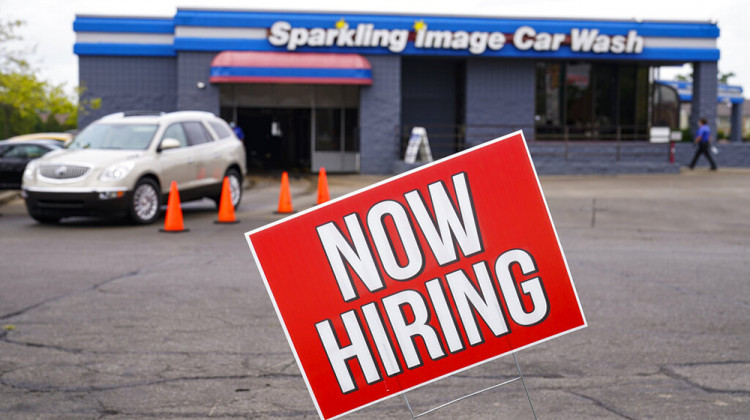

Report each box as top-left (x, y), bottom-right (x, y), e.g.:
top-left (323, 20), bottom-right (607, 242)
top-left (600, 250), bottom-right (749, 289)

top-left (213, 153), bottom-right (221, 159)
top-left (188, 157), bottom-right (195, 163)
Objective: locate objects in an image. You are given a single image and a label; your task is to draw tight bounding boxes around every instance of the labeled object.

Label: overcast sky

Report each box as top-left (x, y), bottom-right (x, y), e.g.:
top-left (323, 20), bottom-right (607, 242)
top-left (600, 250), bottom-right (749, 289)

top-left (4, 0), bottom-right (749, 97)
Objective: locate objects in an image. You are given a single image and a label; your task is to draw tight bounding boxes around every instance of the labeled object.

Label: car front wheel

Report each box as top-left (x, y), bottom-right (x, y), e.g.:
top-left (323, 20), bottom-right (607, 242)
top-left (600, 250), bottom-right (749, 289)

top-left (213, 168), bottom-right (243, 209)
top-left (226, 168), bottom-right (243, 208)
top-left (129, 178), bottom-right (161, 224)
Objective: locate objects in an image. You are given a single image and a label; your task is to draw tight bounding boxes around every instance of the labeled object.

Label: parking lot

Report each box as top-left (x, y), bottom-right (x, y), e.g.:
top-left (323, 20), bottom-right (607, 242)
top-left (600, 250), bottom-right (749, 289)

top-left (1, 168), bottom-right (749, 419)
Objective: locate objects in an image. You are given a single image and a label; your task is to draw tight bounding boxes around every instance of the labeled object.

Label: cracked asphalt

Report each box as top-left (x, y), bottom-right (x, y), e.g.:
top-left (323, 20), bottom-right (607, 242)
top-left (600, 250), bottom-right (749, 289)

top-left (1, 168), bottom-right (749, 419)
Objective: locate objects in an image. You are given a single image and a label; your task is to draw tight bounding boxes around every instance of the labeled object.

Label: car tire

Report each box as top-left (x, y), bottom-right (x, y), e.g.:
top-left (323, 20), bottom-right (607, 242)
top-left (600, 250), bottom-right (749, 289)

top-left (129, 178), bottom-right (161, 225)
top-left (213, 168), bottom-right (243, 209)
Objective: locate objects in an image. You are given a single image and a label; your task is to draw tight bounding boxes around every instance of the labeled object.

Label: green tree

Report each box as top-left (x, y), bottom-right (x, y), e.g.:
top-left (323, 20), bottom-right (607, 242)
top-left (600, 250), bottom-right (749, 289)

top-left (0, 13), bottom-right (83, 138)
top-left (671, 69), bottom-right (736, 85)
top-left (719, 71), bottom-right (735, 84)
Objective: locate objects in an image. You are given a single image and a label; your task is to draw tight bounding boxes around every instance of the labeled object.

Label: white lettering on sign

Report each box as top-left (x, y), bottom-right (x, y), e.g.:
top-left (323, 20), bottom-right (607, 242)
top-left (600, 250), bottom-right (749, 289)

top-left (446, 262), bottom-right (510, 346)
top-left (315, 248), bottom-right (550, 393)
top-left (413, 25), bottom-right (505, 55)
top-left (269, 21), bottom-right (409, 53)
top-left (314, 172), bottom-right (551, 394)
top-left (366, 200), bottom-right (424, 281)
top-left (569, 29), bottom-right (643, 54)
top-left (404, 175), bottom-right (482, 266)
top-left (316, 213), bottom-right (385, 302)
top-left (513, 26), bottom-right (567, 51)
top-left (315, 310), bottom-right (382, 393)
top-left (317, 172), bottom-right (482, 301)
top-left (269, 20), bottom-right (644, 56)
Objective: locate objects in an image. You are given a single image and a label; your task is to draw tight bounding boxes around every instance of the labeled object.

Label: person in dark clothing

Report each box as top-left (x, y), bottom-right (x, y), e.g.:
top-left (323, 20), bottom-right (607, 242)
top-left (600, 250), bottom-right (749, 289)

top-left (689, 117), bottom-right (717, 170)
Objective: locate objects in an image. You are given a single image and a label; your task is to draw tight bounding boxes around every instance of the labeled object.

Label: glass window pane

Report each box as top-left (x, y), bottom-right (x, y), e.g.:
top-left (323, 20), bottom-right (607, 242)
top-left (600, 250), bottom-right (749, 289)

top-left (315, 109), bottom-right (341, 152)
top-left (344, 108), bottom-right (358, 152)
top-left (69, 124), bottom-right (157, 150)
top-left (565, 63), bottom-right (592, 128)
top-left (653, 83), bottom-right (680, 130)
top-left (4, 145), bottom-right (25, 158)
top-left (209, 120), bottom-right (233, 139)
top-left (183, 121), bottom-right (212, 145)
top-left (163, 123), bottom-right (189, 147)
top-left (24, 145), bottom-right (48, 158)
top-left (535, 62), bottom-right (563, 133)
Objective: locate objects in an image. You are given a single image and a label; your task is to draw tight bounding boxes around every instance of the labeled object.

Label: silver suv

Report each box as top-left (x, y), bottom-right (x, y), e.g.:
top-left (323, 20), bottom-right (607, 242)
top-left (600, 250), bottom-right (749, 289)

top-left (22, 111), bottom-right (247, 224)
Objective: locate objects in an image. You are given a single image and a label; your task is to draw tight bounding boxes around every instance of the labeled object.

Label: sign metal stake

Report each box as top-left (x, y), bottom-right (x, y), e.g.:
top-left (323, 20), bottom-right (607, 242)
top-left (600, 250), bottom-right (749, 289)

top-left (401, 353), bottom-right (538, 419)
top-left (514, 353), bottom-right (539, 420)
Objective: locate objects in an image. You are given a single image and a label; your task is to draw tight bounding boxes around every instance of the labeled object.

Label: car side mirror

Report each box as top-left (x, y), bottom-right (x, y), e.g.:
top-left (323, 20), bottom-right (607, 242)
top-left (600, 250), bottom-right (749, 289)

top-left (159, 138), bottom-right (182, 151)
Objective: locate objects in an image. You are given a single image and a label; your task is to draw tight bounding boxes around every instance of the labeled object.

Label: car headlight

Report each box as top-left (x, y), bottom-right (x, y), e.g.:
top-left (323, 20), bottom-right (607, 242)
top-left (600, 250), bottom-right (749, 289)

top-left (23, 160), bottom-right (38, 181)
top-left (99, 161), bottom-right (135, 182)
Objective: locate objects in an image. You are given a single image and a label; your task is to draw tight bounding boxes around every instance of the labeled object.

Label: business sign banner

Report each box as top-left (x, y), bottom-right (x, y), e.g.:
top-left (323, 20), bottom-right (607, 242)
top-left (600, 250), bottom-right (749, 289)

top-left (269, 19), bottom-right (645, 55)
top-left (246, 131), bottom-right (586, 419)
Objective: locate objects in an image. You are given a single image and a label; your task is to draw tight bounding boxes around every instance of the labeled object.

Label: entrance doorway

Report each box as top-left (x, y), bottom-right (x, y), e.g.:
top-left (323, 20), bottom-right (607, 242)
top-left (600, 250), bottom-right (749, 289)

top-left (219, 84), bottom-right (360, 173)
top-left (228, 108), bottom-right (311, 172)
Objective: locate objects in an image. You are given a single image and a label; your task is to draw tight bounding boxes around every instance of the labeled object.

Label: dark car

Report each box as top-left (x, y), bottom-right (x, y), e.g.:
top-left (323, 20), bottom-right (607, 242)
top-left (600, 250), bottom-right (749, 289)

top-left (0, 139), bottom-right (63, 189)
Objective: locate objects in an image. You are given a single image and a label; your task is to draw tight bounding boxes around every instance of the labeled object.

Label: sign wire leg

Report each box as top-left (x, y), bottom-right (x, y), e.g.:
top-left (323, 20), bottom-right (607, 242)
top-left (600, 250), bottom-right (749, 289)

top-left (402, 394), bottom-right (416, 420)
top-left (513, 353), bottom-right (538, 420)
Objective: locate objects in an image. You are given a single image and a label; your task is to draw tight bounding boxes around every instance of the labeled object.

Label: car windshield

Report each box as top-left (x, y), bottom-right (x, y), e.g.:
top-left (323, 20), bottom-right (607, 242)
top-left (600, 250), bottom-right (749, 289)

top-left (68, 123), bottom-right (158, 150)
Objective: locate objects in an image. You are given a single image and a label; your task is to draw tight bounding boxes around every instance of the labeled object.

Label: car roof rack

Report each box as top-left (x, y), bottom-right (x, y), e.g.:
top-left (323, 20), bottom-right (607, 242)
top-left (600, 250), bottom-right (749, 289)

top-left (101, 110), bottom-right (165, 119)
top-left (121, 110), bottom-right (165, 117)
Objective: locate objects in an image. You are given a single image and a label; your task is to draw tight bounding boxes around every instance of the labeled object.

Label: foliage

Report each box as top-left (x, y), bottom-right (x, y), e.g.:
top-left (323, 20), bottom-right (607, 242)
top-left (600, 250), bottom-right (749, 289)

top-left (0, 16), bottom-right (28, 72)
top-left (0, 12), bottom-right (90, 139)
top-left (718, 71), bottom-right (735, 85)
top-left (681, 128), bottom-right (692, 142)
top-left (673, 69), bottom-right (737, 85)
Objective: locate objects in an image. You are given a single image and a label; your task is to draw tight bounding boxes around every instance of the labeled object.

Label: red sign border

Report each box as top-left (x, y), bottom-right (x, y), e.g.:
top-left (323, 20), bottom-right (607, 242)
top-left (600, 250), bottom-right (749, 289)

top-left (246, 130), bottom-right (587, 419)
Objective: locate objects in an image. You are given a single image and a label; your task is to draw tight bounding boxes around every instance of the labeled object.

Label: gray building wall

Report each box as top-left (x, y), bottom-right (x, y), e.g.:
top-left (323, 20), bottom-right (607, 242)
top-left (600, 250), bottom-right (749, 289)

top-left (177, 52), bottom-right (221, 114)
top-left (359, 55), bottom-right (401, 174)
top-left (464, 58), bottom-right (536, 147)
top-left (730, 103), bottom-right (743, 142)
top-left (690, 61), bottom-right (718, 140)
top-left (676, 142), bottom-right (750, 168)
top-left (78, 56), bottom-right (177, 127)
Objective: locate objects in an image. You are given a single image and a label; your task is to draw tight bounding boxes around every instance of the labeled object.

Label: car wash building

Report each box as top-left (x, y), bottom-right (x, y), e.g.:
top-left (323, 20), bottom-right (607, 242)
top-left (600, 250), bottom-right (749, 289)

top-left (74, 9), bottom-right (724, 174)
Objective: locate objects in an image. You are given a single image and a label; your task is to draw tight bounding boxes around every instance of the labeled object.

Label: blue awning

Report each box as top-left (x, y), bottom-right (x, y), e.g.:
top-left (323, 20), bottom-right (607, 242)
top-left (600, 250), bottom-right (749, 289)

top-left (657, 80), bottom-right (744, 104)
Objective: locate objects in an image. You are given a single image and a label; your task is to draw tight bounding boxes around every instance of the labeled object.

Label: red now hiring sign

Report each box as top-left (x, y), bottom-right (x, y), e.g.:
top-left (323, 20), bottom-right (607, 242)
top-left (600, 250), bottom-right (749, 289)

top-left (246, 131), bottom-right (586, 419)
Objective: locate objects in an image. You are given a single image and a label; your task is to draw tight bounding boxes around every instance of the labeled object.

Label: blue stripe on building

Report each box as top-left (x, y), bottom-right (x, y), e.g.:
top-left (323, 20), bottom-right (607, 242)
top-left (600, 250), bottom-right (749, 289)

top-left (173, 10), bottom-right (719, 38)
top-left (169, 37), bottom-right (718, 61)
top-left (73, 11), bottom-right (721, 40)
top-left (73, 17), bottom-right (175, 33)
top-left (73, 43), bottom-right (176, 56)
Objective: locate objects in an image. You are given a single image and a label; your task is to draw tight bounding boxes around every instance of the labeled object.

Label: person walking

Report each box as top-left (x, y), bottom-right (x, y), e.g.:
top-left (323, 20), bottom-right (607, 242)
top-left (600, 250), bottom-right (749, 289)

top-left (688, 117), bottom-right (717, 170)
top-left (230, 121), bottom-right (245, 141)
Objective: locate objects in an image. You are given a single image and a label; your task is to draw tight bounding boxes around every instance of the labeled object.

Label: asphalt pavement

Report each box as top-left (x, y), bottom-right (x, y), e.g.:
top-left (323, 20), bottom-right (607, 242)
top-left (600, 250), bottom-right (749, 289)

top-left (0, 168), bottom-right (749, 419)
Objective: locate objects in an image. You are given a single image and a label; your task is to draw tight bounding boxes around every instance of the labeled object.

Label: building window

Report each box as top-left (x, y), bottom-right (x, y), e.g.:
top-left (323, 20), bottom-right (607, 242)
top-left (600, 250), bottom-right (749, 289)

top-left (535, 62), bottom-right (650, 140)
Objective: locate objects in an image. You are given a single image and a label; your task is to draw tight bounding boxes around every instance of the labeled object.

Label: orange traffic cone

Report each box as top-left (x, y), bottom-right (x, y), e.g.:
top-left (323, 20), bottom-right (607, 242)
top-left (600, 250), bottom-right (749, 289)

top-left (317, 167), bottom-right (330, 205)
top-left (275, 172), bottom-right (294, 214)
top-left (160, 181), bottom-right (189, 232)
top-left (215, 176), bottom-right (239, 224)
